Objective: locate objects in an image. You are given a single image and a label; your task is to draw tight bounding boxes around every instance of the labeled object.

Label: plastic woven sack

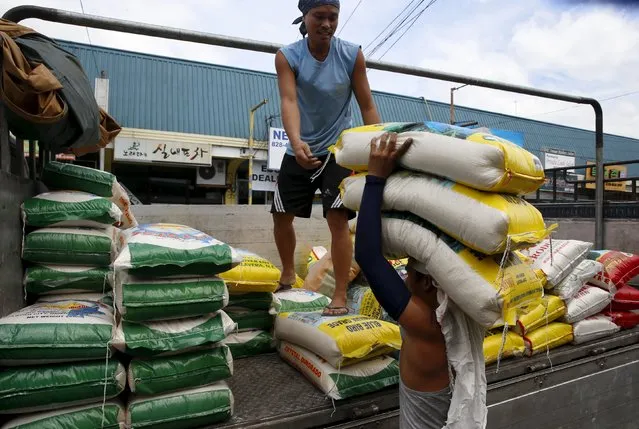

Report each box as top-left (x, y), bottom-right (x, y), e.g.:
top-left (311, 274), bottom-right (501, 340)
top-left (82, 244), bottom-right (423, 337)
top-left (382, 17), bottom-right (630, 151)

top-left (572, 315), bottom-right (620, 345)
top-left (515, 295), bottom-right (567, 336)
top-left (128, 345), bottom-right (233, 395)
top-left (602, 310), bottom-right (639, 329)
top-left (520, 239), bottom-right (593, 287)
top-left (115, 274), bottom-right (229, 322)
top-left (332, 122), bottom-right (545, 195)
top-left (0, 299), bottom-right (114, 366)
top-left (22, 227), bottom-right (121, 266)
top-left (589, 250), bottom-right (639, 288)
top-left (550, 260), bottom-right (604, 300)
top-left (127, 383), bottom-right (234, 429)
top-left (274, 312), bottom-right (401, 367)
top-left (24, 264), bottom-right (113, 295)
top-left (226, 307), bottom-right (274, 332)
top-left (0, 360), bottom-right (126, 414)
top-left (563, 285), bottom-right (613, 324)
top-left (0, 401), bottom-right (126, 429)
top-left (113, 224), bottom-right (241, 277)
top-left (221, 330), bottom-right (275, 359)
top-left (279, 341), bottom-right (399, 400)
top-left (219, 249), bottom-right (281, 293)
top-left (341, 172), bottom-right (550, 254)
top-left (610, 284), bottom-right (639, 311)
top-left (483, 331), bottom-right (525, 365)
top-left (36, 292), bottom-right (113, 307)
top-left (42, 161), bottom-right (137, 228)
top-left (524, 323), bottom-right (573, 357)
top-left (347, 285), bottom-right (394, 323)
top-left (228, 292), bottom-right (273, 310)
top-left (303, 245), bottom-right (360, 297)
top-left (112, 311), bottom-right (236, 357)
top-left (381, 213), bottom-right (544, 328)
top-left (21, 191), bottom-right (122, 228)
top-left (269, 289), bottom-right (331, 315)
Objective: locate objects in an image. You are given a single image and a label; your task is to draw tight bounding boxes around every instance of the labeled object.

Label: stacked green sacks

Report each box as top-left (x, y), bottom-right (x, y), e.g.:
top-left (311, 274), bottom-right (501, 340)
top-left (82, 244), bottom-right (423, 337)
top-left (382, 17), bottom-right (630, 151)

top-left (222, 292), bottom-right (276, 359)
top-left (112, 223), bottom-right (241, 428)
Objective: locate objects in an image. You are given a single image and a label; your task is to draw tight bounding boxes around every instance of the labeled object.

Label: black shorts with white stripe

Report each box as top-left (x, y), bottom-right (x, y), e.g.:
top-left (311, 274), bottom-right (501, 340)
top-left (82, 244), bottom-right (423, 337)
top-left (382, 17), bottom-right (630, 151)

top-left (271, 153), bottom-right (356, 220)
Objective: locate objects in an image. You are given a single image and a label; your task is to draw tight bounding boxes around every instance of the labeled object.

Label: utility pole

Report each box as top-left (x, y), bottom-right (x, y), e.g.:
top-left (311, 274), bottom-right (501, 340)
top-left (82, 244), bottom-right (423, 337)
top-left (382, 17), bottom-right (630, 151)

top-left (248, 99), bottom-right (268, 205)
top-left (449, 84), bottom-right (468, 124)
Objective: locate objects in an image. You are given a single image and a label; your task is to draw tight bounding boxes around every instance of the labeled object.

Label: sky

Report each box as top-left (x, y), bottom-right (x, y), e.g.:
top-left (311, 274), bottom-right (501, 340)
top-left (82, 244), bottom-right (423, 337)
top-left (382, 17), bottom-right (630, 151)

top-left (3, 0), bottom-right (639, 138)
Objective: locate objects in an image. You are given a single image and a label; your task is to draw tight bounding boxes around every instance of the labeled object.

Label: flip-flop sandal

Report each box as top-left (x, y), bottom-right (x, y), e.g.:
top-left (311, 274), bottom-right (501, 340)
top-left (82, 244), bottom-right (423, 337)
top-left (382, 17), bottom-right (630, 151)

top-left (274, 282), bottom-right (294, 293)
top-left (322, 306), bottom-right (350, 317)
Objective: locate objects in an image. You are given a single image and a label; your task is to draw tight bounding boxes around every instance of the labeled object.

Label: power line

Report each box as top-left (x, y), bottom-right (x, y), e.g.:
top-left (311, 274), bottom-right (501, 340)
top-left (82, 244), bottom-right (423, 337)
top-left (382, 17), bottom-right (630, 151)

top-left (366, 0), bottom-right (426, 58)
top-left (78, 0), bottom-right (100, 75)
top-left (362, 0), bottom-right (418, 54)
top-left (337, 0), bottom-right (365, 37)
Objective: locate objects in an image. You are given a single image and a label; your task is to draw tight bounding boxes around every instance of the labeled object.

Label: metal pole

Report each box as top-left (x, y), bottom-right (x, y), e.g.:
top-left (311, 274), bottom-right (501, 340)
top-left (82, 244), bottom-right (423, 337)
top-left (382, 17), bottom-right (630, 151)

top-left (449, 88), bottom-right (455, 125)
top-left (248, 99), bottom-right (268, 206)
top-left (592, 101), bottom-right (605, 249)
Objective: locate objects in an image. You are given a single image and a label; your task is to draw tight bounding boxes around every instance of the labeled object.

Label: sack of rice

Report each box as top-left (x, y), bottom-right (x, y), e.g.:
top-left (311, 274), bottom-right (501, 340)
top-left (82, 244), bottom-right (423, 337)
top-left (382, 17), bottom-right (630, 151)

top-left (0, 299), bottom-right (114, 366)
top-left (21, 191), bottom-right (122, 228)
top-left (221, 330), bottom-right (275, 359)
top-left (115, 274), bottom-right (229, 322)
top-left (602, 310), bottom-right (639, 329)
top-left (226, 307), bottom-right (274, 332)
top-left (304, 245), bottom-right (360, 297)
top-left (0, 401), bottom-right (125, 429)
top-left (270, 289), bottom-right (331, 315)
top-left (563, 285), bottom-right (613, 324)
top-left (610, 284), bottom-right (639, 312)
top-left (0, 360), bottom-right (126, 414)
top-left (219, 249), bottom-right (281, 293)
top-left (483, 331), bottom-right (525, 365)
top-left (279, 341), bottom-right (399, 400)
top-left (341, 172), bottom-right (550, 254)
top-left (332, 122), bottom-right (545, 195)
top-left (550, 260), bottom-right (604, 300)
top-left (113, 224), bottom-right (241, 277)
top-left (381, 213), bottom-right (544, 328)
top-left (24, 264), bottom-right (113, 295)
top-left (519, 239), bottom-right (593, 287)
top-left (22, 227), bottom-right (121, 267)
top-left (514, 295), bottom-right (567, 336)
top-left (589, 250), bottom-right (639, 287)
top-left (524, 323), bottom-right (573, 357)
top-left (127, 383), bottom-right (234, 429)
top-left (112, 311), bottom-right (236, 357)
top-left (274, 312), bottom-right (401, 368)
top-left (572, 315), bottom-right (620, 345)
top-left (128, 344), bottom-right (233, 395)
top-left (347, 285), bottom-right (394, 323)
top-left (36, 292), bottom-right (113, 307)
top-left (42, 160), bottom-right (137, 228)
top-left (229, 292), bottom-right (273, 310)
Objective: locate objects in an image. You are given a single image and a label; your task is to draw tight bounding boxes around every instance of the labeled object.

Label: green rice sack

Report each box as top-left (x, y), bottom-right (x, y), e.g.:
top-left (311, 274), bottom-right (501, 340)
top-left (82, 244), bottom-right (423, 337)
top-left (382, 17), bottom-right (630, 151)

top-left (269, 289), bottom-right (331, 315)
top-left (221, 330), bottom-right (275, 359)
top-left (112, 311), bottom-right (236, 357)
top-left (226, 307), bottom-right (274, 332)
top-left (128, 344), bottom-right (233, 396)
top-left (0, 401), bottom-right (125, 429)
top-left (0, 360), bottom-right (126, 414)
top-left (127, 383), bottom-right (234, 429)
top-left (24, 265), bottom-right (113, 295)
top-left (0, 299), bottom-right (114, 366)
top-left (113, 224), bottom-right (241, 277)
top-left (115, 274), bottom-right (229, 322)
top-left (228, 292), bottom-right (274, 310)
top-left (21, 191), bottom-right (122, 228)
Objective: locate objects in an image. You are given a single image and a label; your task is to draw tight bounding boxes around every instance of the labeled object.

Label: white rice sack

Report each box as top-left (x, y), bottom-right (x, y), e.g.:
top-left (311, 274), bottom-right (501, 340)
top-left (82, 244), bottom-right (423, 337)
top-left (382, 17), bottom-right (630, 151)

top-left (36, 292), bottom-right (113, 307)
top-left (21, 190), bottom-right (122, 228)
top-left (22, 227), bottom-right (121, 266)
top-left (520, 239), bottom-right (593, 287)
top-left (333, 122), bottom-right (545, 195)
top-left (563, 286), bottom-right (613, 324)
top-left (24, 264), bottom-right (113, 295)
top-left (0, 401), bottom-right (126, 429)
top-left (274, 312), bottom-right (401, 368)
top-left (0, 360), bottom-right (126, 414)
top-left (269, 289), bottom-right (331, 315)
top-left (112, 310), bottom-right (236, 357)
top-left (551, 260), bottom-right (604, 301)
top-left (380, 214), bottom-right (544, 328)
top-left (279, 341), bottom-right (399, 400)
top-left (42, 161), bottom-right (137, 228)
top-left (347, 285), bottom-right (395, 323)
top-left (572, 315), bottom-right (620, 345)
top-left (341, 171), bottom-right (550, 254)
top-left (113, 223), bottom-right (241, 277)
top-left (0, 299), bottom-right (114, 366)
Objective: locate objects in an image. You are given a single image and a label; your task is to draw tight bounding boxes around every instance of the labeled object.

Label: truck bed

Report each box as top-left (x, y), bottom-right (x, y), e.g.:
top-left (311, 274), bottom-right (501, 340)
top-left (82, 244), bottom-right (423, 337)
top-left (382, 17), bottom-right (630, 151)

top-left (209, 327), bottom-right (639, 429)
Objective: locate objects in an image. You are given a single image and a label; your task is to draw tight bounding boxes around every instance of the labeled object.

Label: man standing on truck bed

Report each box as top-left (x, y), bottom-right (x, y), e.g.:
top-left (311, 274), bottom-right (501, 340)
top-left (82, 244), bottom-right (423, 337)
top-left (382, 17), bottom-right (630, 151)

top-left (272, 0), bottom-right (381, 316)
top-left (355, 133), bottom-right (487, 429)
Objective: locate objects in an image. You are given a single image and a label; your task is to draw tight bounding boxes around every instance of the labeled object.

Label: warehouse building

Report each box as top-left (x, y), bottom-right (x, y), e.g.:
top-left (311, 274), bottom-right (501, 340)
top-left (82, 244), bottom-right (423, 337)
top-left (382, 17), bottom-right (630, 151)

top-left (57, 40), bottom-right (639, 205)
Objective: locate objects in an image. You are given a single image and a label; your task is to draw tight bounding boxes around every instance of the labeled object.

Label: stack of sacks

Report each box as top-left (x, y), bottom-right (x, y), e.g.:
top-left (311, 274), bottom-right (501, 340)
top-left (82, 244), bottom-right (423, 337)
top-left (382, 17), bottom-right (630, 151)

top-left (275, 311), bottom-right (401, 400)
top-left (337, 122), bottom-right (549, 330)
top-left (111, 223), bottom-right (239, 429)
top-left (0, 297), bottom-right (126, 426)
top-left (219, 250), bottom-right (282, 355)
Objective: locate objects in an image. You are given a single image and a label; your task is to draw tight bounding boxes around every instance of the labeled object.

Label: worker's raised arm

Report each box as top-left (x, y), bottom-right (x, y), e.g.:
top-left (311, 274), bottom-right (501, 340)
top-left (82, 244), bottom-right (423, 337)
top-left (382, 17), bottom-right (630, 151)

top-left (351, 49), bottom-right (381, 125)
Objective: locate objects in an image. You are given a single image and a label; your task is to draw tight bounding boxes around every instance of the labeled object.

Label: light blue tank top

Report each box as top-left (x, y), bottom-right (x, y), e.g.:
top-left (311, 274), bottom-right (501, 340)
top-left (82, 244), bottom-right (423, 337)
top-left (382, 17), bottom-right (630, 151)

top-left (280, 37), bottom-right (360, 156)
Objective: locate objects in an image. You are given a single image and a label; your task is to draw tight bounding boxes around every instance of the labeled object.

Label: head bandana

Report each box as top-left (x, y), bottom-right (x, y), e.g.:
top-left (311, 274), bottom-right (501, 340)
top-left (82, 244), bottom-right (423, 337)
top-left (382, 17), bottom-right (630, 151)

top-left (292, 0), bottom-right (340, 37)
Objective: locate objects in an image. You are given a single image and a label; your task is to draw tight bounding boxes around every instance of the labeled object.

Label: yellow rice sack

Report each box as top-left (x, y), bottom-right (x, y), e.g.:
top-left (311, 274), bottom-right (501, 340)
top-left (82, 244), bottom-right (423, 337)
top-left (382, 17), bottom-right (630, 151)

top-left (219, 250), bottom-right (281, 293)
top-left (524, 323), bottom-right (573, 356)
top-left (483, 332), bottom-right (525, 365)
top-left (514, 295), bottom-right (567, 336)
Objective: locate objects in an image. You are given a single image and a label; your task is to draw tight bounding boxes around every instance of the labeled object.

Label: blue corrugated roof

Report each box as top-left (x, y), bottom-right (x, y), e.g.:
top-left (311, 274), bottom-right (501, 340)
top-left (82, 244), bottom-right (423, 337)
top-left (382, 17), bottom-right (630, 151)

top-left (58, 40), bottom-right (639, 171)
